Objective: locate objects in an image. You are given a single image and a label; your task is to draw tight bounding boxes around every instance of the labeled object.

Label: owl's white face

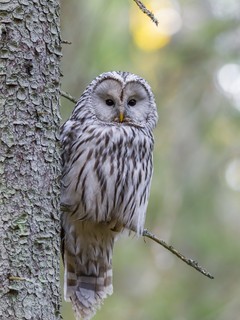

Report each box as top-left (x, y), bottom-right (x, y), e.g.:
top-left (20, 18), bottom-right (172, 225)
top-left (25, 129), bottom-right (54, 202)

top-left (90, 77), bottom-right (154, 127)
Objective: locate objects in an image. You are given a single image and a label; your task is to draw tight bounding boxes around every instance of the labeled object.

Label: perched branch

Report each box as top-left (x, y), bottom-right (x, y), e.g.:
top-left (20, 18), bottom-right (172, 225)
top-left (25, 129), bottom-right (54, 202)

top-left (133, 0), bottom-right (159, 26)
top-left (142, 229), bottom-right (214, 280)
top-left (61, 90), bottom-right (78, 104)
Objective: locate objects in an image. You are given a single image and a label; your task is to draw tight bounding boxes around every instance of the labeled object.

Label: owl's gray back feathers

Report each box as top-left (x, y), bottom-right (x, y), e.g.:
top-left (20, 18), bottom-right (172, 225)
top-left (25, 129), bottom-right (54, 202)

top-left (61, 71), bottom-right (158, 319)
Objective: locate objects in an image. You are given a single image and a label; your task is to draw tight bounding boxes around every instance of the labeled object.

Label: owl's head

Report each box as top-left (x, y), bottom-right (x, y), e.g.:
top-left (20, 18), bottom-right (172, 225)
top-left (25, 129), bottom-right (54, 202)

top-left (75, 71), bottom-right (158, 130)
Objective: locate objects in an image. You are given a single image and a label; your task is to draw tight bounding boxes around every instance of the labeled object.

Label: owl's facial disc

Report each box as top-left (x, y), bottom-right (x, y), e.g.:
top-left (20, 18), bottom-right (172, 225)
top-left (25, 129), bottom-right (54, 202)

top-left (91, 78), bottom-right (150, 127)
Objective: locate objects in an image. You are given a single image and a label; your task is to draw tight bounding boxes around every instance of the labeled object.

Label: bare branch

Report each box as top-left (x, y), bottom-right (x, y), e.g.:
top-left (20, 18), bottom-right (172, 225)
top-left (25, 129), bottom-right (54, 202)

top-left (133, 0), bottom-right (159, 26)
top-left (142, 229), bottom-right (214, 280)
top-left (61, 90), bottom-right (78, 104)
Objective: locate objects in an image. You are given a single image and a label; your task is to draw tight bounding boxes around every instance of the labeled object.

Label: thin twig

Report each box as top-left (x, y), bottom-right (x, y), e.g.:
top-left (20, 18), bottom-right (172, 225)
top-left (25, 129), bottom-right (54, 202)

top-left (9, 276), bottom-right (26, 281)
top-left (61, 40), bottom-right (72, 45)
top-left (133, 0), bottom-right (159, 26)
top-left (142, 229), bottom-right (214, 279)
top-left (61, 90), bottom-right (78, 104)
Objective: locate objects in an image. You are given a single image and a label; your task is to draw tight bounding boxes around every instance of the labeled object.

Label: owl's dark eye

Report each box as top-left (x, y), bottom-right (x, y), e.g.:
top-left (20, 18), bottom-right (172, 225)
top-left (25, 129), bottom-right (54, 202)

top-left (105, 99), bottom-right (115, 106)
top-left (128, 99), bottom-right (137, 106)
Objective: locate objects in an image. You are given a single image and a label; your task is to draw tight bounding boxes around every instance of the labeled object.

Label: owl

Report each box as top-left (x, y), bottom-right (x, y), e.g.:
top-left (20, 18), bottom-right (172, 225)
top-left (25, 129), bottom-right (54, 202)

top-left (60, 71), bottom-right (158, 320)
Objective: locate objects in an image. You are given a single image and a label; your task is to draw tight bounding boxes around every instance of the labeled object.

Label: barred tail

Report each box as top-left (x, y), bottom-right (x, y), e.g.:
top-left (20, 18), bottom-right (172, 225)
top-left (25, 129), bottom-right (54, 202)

top-left (63, 222), bottom-right (115, 320)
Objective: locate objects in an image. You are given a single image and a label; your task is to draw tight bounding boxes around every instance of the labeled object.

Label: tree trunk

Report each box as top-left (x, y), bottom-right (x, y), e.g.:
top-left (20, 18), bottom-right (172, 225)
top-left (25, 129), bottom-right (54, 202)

top-left (0, 1), bottom-right (61, 319)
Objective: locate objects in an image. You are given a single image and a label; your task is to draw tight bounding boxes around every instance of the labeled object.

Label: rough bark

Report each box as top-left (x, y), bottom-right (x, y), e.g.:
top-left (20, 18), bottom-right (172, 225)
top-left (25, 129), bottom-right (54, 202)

top-left (0, 1), bottom-right (61, 319)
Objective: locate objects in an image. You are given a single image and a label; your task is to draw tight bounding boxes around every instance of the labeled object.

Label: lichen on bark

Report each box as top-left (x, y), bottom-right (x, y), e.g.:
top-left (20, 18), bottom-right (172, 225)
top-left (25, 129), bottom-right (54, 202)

top-left (0, 0), bottom-right (62, 319)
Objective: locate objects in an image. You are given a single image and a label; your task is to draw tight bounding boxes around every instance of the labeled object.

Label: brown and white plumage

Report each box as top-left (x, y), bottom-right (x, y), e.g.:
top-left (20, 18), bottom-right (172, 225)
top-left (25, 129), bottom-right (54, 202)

top-left (60, 71), bottom-right (158, 319)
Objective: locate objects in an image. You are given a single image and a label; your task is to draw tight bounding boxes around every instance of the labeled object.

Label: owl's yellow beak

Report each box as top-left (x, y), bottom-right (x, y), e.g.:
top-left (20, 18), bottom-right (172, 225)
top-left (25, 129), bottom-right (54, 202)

top-left (119, 111), bottom-right (124, 123)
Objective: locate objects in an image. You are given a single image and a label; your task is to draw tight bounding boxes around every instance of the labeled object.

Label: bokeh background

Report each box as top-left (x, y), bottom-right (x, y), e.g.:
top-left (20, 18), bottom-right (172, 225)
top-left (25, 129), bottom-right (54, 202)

top-left (60, 1), bottom-right (240, 319)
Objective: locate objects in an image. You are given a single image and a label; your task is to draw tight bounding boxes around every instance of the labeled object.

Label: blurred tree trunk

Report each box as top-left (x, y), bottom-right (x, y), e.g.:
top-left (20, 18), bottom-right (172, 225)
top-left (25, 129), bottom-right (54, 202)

top-left (0, 1), bottom-right (62, 319)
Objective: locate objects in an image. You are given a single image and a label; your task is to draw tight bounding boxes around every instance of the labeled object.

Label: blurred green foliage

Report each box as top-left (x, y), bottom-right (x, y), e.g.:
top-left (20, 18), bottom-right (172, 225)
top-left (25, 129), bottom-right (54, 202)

top-left (60, 1), bottom-right (240, 319)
